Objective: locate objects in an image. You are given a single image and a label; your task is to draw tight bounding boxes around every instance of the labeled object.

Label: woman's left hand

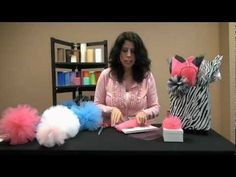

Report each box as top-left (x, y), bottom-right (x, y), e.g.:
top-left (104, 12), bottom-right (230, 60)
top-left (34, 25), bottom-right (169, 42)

top-left (136, 111), bottom-right (147, 126)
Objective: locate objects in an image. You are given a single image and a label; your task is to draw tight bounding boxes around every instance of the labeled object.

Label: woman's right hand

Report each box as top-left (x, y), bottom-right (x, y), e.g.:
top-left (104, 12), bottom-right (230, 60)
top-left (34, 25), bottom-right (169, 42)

top-left (111, 107), bottom-right (123, 126)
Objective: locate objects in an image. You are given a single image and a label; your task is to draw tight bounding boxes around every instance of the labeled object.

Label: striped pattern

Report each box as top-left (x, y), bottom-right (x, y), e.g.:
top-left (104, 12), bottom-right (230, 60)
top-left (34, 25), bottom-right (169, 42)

top-left (169, 55), bottom-right (222, 131)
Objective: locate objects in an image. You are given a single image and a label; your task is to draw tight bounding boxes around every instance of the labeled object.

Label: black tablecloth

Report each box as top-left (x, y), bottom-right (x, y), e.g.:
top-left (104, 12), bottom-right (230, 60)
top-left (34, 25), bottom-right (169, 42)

top-left (0, 125), bottom-right (235, 156)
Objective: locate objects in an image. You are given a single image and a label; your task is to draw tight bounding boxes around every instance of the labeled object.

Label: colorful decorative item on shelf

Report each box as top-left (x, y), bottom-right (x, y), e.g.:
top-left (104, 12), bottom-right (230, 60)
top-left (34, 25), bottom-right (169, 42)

top-left (72, 71), bottom-right (81, 85)
top-left (95, 48), bottom-right (102, 62)
top-left (82, 71), bottom-right (90, 85)
top-left (57, 48), bottom-right (65, 62)
top-left (57, 71), bottom-right (65, 86)
top-left (80, 43), bottom-right (87, 63)
top-left (89, 71), bottom-right (96, 85)
top-left (86, 48), bottom-right (94, 62)
top-left (95, 71), bottom-right (101, 82)
top-left (71, 43), bottom-right (80, 63)
top-left (65, 49), bottom-right (72, 62)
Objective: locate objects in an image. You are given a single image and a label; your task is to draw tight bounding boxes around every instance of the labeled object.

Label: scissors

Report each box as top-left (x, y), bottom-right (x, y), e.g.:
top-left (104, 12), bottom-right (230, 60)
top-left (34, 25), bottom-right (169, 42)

top-left (98, 122), bottom-right (110, 135)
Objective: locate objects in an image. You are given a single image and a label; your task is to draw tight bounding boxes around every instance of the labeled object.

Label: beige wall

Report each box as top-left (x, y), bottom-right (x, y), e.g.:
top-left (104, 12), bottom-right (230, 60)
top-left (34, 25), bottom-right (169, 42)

top-left (0, 22), bottom-right (233, 142)
top-left (219, 23), bottom-right (230, 141)
top-left (219, 23), bottom-right (236, 143)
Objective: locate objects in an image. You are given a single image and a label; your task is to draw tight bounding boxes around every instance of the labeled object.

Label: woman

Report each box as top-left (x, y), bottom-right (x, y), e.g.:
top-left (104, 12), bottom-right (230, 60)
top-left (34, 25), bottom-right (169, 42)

top-left (94, 31), bottom-right (160, 126)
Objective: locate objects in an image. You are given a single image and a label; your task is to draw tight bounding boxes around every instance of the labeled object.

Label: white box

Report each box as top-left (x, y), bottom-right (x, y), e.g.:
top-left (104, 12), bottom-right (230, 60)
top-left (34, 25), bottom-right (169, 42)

top-left (163, 128), bottom-right (183, 142)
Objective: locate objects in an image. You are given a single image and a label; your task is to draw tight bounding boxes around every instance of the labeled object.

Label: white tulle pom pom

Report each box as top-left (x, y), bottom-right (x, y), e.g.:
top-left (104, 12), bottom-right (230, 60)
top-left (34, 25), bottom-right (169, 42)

top-left (36, 105), bottom-right (80, 147)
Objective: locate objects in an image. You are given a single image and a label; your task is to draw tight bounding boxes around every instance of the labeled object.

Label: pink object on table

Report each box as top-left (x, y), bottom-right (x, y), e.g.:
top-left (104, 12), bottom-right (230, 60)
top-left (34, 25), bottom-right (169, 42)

top-left (162, 111), bottom-right (182, 129)
top-left (114, 119), bottom-right (161, 141)
top-left (0, 104), bottom-right (40, 145)
top-left (115, 118), bottom-right (149, 131)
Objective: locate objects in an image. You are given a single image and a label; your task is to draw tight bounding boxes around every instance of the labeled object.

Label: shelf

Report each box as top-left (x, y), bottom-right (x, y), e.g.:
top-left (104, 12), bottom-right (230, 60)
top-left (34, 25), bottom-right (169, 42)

top-left (56, 85), bottom-right (96, 93)
top-left (55, 62), bottom-right (108, 69)
top-left (51, 37), bottom-right (108, 105)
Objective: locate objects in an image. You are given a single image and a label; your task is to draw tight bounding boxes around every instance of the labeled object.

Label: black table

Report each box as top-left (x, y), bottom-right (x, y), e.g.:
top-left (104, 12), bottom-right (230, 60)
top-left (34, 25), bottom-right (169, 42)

top-left (0, 125), bottom-right (235, 157)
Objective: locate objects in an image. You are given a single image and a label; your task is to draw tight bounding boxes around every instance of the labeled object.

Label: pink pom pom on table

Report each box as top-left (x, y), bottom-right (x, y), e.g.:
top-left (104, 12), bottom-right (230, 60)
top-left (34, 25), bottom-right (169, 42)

top-left (162, 111), bottom-right (182, 129)
top-left (0, 104), bottom-right (40, 145)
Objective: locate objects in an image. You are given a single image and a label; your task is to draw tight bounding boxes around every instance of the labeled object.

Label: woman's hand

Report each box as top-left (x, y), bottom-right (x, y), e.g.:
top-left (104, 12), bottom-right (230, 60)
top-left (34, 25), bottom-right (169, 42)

top-left (136, 111), bottom-right (147, 126)
top-left (111, 107), bottom-right (123, 126)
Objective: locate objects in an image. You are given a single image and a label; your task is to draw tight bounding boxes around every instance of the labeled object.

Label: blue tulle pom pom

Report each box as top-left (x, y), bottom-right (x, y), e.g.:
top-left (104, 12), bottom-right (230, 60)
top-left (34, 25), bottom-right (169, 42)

top-left (61, 100), bottom-right (77, 109)
top-left (71, 101), bottom-right (102, 131)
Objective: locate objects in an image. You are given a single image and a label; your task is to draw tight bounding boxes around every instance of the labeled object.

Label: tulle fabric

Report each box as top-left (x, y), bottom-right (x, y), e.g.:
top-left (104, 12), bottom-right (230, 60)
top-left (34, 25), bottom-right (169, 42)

top-left (0, 104), bottom-right (40, 145)
top-left (115, 118), bottom-right (162, 141)
top-left (115, 118), bottom-right (148, 131)
top-left (36, 105), bottom-right (80, 147)
top-left (70, 101), bottom-right (102, 131)
top-left (162, 111), bottom-right (182, 129)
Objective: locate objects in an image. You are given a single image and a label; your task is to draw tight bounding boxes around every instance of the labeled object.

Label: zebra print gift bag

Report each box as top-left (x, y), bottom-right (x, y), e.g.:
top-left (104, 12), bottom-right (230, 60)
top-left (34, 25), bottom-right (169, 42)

top-left (167, 55), bottom-right (223, 131)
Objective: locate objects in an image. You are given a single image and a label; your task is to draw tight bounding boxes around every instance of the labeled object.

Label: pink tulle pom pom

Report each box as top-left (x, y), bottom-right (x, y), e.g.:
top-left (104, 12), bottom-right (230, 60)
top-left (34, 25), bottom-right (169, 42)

top-left (162, 111), bottom-right (182, 129)
top-left (0, 104), bottom-right (40, 145)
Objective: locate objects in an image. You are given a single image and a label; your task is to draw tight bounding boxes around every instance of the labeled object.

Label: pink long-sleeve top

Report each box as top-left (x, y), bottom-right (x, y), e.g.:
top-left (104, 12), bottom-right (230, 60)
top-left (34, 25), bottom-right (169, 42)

top-left (94, 68), bottom-right (160, 121)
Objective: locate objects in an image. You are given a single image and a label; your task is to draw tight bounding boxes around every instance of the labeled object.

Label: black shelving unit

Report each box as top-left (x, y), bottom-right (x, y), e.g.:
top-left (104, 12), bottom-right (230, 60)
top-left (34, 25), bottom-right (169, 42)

top-left (50, 37), bottom-right (108, 105)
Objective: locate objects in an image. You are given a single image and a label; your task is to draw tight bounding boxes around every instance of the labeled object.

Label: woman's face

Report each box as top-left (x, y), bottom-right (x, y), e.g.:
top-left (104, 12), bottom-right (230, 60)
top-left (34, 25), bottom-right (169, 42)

top-left (120, 40), bottom-right (135, 70)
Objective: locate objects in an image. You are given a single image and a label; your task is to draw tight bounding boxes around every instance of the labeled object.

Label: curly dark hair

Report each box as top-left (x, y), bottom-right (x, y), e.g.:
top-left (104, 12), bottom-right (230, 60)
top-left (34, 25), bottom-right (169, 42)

top-left (109, 31), bottom-right (151, 83)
